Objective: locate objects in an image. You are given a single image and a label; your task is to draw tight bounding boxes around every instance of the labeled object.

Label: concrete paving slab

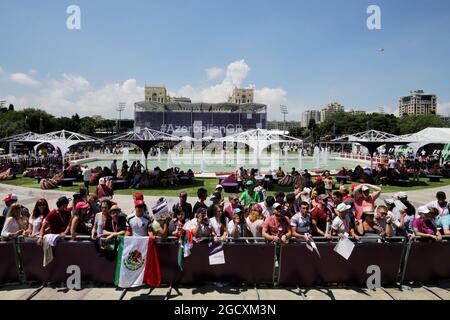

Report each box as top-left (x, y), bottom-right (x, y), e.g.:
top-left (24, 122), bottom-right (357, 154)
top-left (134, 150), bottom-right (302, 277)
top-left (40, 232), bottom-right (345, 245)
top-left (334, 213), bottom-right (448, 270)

top-left (0, 285), bottom-right (39, 300)
top-left (123, 287), bottom-right (169, 300)
top-left (384, 286), bottom-right (440, 300)
top-left (328, 287), bottom-right (392, 300)
top-left (82, 287), bottom-right (124, 300)
top-left (31, 287), bottom-right (94, 300)
top-left (421, 286), bottom-right (450, 300)
top-left (169, 285), bottom-right (258, 300)
top-left (256, 287), bottom-right (302, 300)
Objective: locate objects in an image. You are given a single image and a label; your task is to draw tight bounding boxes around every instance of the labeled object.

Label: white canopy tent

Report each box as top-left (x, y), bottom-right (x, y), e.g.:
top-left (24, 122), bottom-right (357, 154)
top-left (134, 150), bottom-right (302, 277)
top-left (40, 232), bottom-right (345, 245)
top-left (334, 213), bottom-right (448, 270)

top-left (402, 127), bottom-right (450, 154)
top-left (17, 130), bottom-right (101, 164)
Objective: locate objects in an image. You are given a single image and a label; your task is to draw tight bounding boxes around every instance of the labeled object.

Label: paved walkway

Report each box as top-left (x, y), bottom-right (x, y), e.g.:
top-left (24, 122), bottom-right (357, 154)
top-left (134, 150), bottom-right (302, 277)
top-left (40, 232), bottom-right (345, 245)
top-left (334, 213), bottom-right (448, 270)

top-left (1, 282), bottom-right (449, 300)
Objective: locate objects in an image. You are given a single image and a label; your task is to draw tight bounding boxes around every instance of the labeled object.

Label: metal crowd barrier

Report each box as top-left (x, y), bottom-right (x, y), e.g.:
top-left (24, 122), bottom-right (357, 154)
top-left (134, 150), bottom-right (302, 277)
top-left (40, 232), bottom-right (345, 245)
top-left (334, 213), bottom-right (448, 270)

top-left (1, 235), bottom-right (449, 286)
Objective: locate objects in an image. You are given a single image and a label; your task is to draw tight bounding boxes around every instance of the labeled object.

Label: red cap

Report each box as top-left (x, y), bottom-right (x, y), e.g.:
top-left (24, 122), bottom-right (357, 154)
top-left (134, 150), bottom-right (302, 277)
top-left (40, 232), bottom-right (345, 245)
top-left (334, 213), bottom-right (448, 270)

top-left (134, 200), bottom-right (145, 207)
top-left (75, 201), bottom-right (89, 211)
top-left (135, 193), bottom-right (144, 201)
top-left (2, 193), bottom-right (18, 203)
top-left (315, 176), bottom-right (322, 181)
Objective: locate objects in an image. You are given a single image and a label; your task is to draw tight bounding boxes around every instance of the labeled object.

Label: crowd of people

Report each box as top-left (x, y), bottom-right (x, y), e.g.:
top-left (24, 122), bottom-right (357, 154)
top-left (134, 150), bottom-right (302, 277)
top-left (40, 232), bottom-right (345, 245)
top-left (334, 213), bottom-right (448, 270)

top-left (1, 168), bottom-right (449, 250)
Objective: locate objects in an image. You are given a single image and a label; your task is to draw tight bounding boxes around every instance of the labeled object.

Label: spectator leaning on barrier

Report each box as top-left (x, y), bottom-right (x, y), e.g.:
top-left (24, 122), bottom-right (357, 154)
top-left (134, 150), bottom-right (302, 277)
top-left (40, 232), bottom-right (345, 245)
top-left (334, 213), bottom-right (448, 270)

top-left (209, 205), bottom-right (228, 241)
top-left (290, 201), bottom-right (313, 242)
top-left (356, 206), bottom-right (379, 237)
top-left (426, 191), bottom-right (449, 218)
top-left (27, 198), bottom-right (50, 237)
top-left (372, 205), bottom-right (394, 238)
top-left (168, 204), bottom-right (188, 237)
top-left (353, 184), bottom-right (381, 220)
top-left (413, 206), bottom-right (442, 241)
top-left (102, 205), bottom-right (126, 241)
top-left (70, 201), bottom-right (91, 240)
top-left (332, 202), bottom-right (359, 241)
top-left (37, 196), bottom-right (72, 245)
top-left (246, 206), bottom-right (265, 237)
top-left (436, 210), bottom-right (450, 235)
top-left (227, 207), bottom-right (248, 239)
top-left (383, 199), bottom-right (405, 236)
top-left (149, 199), bottom-right (169, 238)
top-left (258, 196), bottom-right (275, 218)
top-left (311, 194), bottom-right (332, 238)
top-left (1, 193), bottom-right (18, 231)
top-left (125, 200), bottom-right (151, 237)
top-left (1, 203), bottom-right (26, 239)
top-left (184, 207), bottom-right (212, 240)
top-left (91, 199), bottom-right (112, 240)
top-left (262, 203), bottom-right (291, 244)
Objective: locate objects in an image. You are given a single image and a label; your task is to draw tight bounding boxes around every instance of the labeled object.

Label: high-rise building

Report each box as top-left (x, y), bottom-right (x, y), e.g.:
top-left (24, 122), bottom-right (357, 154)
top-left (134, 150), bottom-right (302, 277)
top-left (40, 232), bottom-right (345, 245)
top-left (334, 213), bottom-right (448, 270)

top-left (320, 102), bottom-right (344, 122)
top-left (399, 90), bottom-right (437, 116)
top-left (228, 87), bottom-right (254, 104)
top-left (301, 110), bottom-right (321, 127)
top-left (144, 86), bottom-right (170, 103)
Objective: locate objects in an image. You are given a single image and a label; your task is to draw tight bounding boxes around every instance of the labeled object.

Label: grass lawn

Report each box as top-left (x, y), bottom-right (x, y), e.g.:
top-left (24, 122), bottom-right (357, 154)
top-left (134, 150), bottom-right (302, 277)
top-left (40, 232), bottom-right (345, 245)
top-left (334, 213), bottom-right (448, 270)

top-left (1, 174), bottom-right (450, 197)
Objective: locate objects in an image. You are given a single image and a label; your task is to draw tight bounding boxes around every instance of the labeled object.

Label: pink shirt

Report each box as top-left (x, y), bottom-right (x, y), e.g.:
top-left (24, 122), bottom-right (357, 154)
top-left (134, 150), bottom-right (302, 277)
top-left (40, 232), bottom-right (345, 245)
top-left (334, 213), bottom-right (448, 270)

top-left (412, 218), bottom-right (436, 235)
top-left (262, 215), bottom-right (290, 237)
top-left (354, 195), bottom-right (377, 220)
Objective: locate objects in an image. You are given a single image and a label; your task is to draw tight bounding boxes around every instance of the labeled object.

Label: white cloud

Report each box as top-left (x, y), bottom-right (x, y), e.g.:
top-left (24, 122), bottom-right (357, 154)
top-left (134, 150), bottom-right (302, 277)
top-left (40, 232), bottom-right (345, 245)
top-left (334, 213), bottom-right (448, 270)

top-left (10, 73), bottom-right (40, 87)
top-left (438, 102), bottom-right (450, 116)
top-left (2, 59), bottom-right (288, 120)
top-left (0, 66), bottom-right (4, 75)
top-left (206, 67), bottom-right (224, 80)
top-left (29, 69), bottom-right (38, 75)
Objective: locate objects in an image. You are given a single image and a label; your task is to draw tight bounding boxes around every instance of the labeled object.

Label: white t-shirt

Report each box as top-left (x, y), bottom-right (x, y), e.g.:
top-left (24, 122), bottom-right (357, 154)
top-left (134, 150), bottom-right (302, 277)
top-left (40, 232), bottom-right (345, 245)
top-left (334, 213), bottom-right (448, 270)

top-left (388, 159), bottom-right (397, 169)
top-left (258, 201), bottom-right (272, 218)
top-left (426, 200), bottom-right (449, 217)
top-left (332, 215), bottom-right (351, 235)
top-left (1, 217), bottom-right (21, 237)
top-left (183, 219), bottom-right (210, 238)
top-left (245, 217), bottom-right (264, 237)
top-left (82, 168), bottom-right (92, 182)
top-left (29, 216), bottom-right (43, 236)
top-left (227, 220), bottom-right (243, 237)
top-left (301, 188), bottom-right (311, 203)
top-left (209, 217), bottom-right (228, 237)
top-left (126, 214), bottom-right (151, 237)
top-left (290, 213), bottom-right (311, 234)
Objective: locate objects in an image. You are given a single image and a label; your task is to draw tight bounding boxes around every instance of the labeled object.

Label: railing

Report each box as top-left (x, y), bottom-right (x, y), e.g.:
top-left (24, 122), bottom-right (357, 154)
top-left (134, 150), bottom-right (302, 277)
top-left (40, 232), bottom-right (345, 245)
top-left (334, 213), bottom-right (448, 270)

top-left (338, 152), bottom-right (388, 164)
top-left (64, 152), bottom-right (90, 163)
top-left (1, 235), bottom-right (449, 286)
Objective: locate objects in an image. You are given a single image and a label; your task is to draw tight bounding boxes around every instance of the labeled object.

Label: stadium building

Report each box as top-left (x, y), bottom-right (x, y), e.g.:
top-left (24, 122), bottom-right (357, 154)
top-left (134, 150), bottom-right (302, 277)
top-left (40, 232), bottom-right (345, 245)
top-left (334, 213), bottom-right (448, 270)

top-left (134, 101), bottom-right (267, 136)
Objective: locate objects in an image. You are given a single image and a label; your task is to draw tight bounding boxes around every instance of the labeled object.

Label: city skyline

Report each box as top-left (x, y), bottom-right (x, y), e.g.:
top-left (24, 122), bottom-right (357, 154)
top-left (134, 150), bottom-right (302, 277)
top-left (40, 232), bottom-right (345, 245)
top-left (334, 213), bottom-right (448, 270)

top-left (1, 0), bottom-right (450, 120)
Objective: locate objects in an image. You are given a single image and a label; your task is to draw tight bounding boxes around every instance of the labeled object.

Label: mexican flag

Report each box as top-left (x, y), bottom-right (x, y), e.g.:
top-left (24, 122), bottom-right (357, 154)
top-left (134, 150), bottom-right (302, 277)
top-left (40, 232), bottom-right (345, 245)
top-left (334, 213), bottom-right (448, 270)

top-left (114, 236), bottom-right (161, 288)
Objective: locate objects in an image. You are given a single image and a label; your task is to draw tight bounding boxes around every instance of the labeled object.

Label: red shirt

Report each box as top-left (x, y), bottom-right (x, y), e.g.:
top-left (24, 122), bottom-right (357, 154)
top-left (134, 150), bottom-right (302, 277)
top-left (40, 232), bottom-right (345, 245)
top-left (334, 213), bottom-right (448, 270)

top-left (311, 206), bottom-right (330, 235)
top-left (262, 215), bottom-right (290, 237)
top-left (45, 208), bottom-right (71, 234)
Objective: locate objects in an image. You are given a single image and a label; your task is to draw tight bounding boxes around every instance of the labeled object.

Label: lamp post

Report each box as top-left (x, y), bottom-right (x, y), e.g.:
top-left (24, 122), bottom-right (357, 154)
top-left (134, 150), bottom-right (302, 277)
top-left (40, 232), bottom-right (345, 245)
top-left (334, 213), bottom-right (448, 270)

top-left (280, 105), bottom-right (288, 132)
top-left (116, 102), bottom-right (126, 132)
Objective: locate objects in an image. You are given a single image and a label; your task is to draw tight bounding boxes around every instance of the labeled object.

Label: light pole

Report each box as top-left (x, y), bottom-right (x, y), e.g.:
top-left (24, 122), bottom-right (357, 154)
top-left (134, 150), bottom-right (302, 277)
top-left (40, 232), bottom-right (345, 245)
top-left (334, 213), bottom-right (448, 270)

top-left (116, 102), bottom-right (126, 132)
top-left (280, 105), bottom-right (288, 132)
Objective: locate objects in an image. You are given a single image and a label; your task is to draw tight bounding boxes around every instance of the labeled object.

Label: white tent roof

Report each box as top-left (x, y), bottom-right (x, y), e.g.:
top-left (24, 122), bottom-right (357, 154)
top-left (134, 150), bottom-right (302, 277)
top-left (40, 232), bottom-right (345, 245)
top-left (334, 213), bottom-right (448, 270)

top-left (402, 127), bottom-right (450, 152)
top-left (214, 128), bottom-right (303, 152)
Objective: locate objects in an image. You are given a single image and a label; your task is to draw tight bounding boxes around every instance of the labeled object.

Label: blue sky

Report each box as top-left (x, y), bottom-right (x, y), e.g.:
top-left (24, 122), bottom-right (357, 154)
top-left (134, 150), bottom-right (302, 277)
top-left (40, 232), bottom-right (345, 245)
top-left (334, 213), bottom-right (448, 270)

top-left (0, 0), bottom-right (449, 120)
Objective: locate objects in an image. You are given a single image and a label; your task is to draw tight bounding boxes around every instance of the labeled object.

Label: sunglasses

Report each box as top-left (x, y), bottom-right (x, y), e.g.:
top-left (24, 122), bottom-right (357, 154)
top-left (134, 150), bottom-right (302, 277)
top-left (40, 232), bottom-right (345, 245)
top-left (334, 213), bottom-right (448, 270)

top-left (136, 205), bottom-right (145, 209)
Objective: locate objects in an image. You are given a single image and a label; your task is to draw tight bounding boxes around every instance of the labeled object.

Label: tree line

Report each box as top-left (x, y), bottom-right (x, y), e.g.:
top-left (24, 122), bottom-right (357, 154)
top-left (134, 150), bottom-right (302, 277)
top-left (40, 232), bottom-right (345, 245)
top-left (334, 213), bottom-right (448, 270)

top-left (289, 111), bottom-right (449, 142)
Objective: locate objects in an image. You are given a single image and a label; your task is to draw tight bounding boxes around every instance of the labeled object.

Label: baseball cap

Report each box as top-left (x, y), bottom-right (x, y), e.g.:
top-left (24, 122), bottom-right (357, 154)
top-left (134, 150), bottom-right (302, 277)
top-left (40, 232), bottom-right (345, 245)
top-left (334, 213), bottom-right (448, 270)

top-left (233, 208), bottom-right (243, 215)
top-left (272, 202), bottom-right (283, 210)
top-left (99, 178), bottom-right (106, 185)
top-left (336, 203), bottom-right (351, 212)
top-left (75, 201), bottom-right (89, 211)
top-left (418, 206), bottom-right (430, 214)
top-left (246, 180), bottom-right (254, 186)
top-left (196, 207), bottom-right (207, 214)
top-left (56, 196), bottom-right (71, 207)
top-left (134, 200), bottom-right (145, 207)
top-left (215, 184), bottom-right (223, 190)
top-left (396, 192), bottom-right (407, 199)
top-left (135, 192), bottom-right (144, 200)
top-left (2, 193), bottom-right (18, 203)
top-left (362, 206), bottom-right (375, 215)
top-left (110, 205), bottom-right (121, 212)
top-left (362, 185), bottom-right (369, 192)
top-left (253, 203), bottom-right (263, 212)
top-left (384, 198), bottom-right (395, 206)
